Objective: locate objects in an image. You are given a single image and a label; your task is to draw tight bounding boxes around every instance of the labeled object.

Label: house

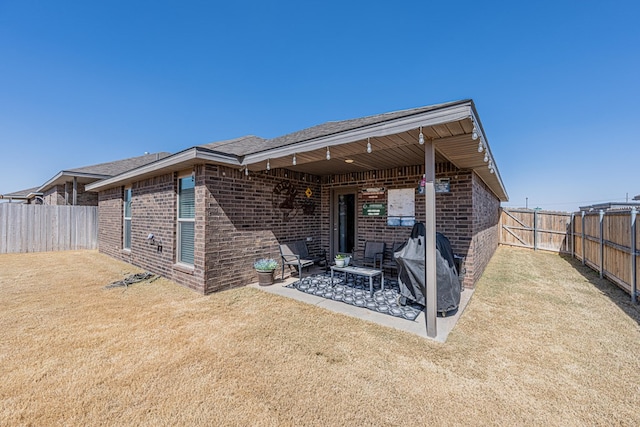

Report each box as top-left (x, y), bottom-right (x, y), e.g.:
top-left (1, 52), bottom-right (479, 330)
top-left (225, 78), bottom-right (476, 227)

top-left (0, 187), bottom-right (43, 204)
top-left (0, 153), bottom-right (171, 206)
top-left (86, 100), bottom-right (508, 303)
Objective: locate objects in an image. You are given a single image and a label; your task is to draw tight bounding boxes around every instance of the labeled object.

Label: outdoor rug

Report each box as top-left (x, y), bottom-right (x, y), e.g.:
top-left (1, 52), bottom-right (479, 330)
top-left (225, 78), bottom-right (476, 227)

top-left (288, 273), bottom-right (423, 321)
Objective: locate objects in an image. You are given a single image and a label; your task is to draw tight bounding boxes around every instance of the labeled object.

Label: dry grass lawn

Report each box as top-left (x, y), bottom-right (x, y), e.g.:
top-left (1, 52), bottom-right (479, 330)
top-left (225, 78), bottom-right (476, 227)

top-left (1, 247), bottom-right (639, 426)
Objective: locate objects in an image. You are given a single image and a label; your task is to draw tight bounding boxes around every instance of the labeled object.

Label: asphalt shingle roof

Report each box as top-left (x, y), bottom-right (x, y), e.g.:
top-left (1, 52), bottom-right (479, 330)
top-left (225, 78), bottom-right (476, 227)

top-left (68, 152), bottom-right (172, 176)
top-left (201, 100), bottom-right (469, 156)
top-left (0, 187), bottom-right (41, 198)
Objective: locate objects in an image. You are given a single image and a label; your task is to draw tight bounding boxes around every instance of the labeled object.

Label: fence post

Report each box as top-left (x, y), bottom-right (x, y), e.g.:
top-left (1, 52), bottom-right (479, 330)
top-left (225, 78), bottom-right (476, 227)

top-left (533, 209), bottom-right (538, 251)
top-left (599, 210), bottom-right (604, 279)
top-left (581, 211), bottom-right (586, 265)
top-left (631, 207), bottom-right (637, 304)
top-left (570, 212), bottom-right (575, 257)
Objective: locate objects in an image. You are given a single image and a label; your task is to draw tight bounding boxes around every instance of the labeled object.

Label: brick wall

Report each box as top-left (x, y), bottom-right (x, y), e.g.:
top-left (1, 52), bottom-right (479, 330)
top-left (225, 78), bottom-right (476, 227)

top-left (465, 172), bottom-right (501, 288)
top-left (319, 162), bottom-right (499, 289)
top-left (98, 187), bottom-right (124, 258)
top-left (97, 161), bottom-right (500, 293)
top-left (202, 164), bottom-right (321, 294)
top-left (320, 162), bottom-right (473, 258)
top-left (97, 165), bottom-right (322, 294)
top-left (43, 182), bottom-right (98, 206)
top-left (99, 172), bottom-right (207, 292)
top-left (76, 183), bottom-right (98, 206)
top-left (43, 185), bottom-right (66, 205)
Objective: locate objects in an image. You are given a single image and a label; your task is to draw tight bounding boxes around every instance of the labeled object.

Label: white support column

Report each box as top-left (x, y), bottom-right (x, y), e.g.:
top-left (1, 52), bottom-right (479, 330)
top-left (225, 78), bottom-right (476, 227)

top-left (424, 140), bottom-right (437, 338)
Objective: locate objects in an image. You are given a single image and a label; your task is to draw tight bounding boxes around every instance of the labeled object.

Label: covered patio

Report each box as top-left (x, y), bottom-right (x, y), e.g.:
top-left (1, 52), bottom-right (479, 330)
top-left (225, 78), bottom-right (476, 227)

top-left (238, 99), bottom-right (507, 338)
top-left (88, 99), bottom-right (507, 340)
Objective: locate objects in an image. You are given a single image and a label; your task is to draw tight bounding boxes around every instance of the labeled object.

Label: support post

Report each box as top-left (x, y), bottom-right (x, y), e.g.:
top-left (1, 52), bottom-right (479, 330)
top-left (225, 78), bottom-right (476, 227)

top-left (64, 182), bottom-right (69, 205)
top-left (424, 140), bottom-right (437, 338)
top-left (599, 210), bottom-right (604, 279)
top-left (72, 177), bottom-right (78, 206)
top-left (631, 207), bottom-right (637, 304)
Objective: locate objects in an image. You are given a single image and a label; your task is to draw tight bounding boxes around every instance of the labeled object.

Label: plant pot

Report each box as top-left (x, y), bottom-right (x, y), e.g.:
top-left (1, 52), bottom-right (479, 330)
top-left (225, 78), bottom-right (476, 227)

top-left (257, 270), bottom-right (275, 286)
top-left (335, 259), bottom-right (345, 267)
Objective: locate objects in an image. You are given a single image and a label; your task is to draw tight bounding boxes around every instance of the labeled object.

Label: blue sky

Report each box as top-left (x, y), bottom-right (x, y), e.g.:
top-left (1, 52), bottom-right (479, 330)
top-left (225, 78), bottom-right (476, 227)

top-left (1, 1), bottom-right (638, 211)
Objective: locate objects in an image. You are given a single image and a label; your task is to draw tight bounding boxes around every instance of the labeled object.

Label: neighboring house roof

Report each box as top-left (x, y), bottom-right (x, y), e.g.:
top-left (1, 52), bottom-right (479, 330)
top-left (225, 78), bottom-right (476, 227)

top-left (87, 100), bottom-right (509, 201)
top-left (634, 194), bottom-right (640, 201)
top-left (37, 152), bottom-right (172, 192)
top-left (0, 186), bottom-right (43, 201)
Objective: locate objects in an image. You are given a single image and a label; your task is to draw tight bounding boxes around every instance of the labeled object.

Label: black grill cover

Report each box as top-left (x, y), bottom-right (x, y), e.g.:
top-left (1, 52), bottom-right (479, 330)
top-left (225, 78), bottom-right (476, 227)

top-left (395, 222), bottom-right (461, 315)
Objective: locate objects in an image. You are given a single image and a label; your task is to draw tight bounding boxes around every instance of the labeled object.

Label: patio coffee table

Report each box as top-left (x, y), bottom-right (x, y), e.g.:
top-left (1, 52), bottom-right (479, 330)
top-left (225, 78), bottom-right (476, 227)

top-left (330, 265), bottom-right (384, 297)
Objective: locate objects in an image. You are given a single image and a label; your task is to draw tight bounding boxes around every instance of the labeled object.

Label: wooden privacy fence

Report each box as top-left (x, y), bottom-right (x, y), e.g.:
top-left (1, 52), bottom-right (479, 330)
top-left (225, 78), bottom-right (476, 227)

top-left (499, 208), bottom-right (572, 253)
top-left (574, 209), bottom-right (638, 302)
top-left (500, 207), bottom-right (638, 302)
top-left (0, 204), bottom-right (98, 254)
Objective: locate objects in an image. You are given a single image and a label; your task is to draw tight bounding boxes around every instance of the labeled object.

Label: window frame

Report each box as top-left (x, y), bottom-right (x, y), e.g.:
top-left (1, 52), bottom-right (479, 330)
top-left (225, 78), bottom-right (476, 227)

top-left (123, 186), bottom-right (132, 250)
top-left (176, 172), bottom-right (195, 266)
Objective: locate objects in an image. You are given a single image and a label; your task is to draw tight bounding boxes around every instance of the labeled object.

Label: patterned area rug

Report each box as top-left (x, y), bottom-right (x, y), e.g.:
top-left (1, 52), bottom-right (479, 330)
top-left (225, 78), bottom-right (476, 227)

top-left (288, 273), bottom-right (423, 321)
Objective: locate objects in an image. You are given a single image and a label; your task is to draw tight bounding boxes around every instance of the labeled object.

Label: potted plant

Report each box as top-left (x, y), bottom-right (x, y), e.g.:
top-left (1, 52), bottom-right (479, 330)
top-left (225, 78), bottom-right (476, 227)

top-left (254, 258), bottom-right (278, 286)
top-left (334, 253), bottom-right (346, 267)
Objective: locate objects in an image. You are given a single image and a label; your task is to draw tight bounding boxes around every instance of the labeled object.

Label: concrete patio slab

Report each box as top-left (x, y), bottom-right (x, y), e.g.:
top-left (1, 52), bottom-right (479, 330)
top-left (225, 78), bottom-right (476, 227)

top-left (250, 270), bottom-right (474, 343)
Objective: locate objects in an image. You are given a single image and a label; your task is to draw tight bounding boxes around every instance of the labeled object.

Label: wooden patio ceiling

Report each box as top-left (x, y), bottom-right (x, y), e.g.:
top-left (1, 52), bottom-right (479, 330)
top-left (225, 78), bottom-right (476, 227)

top-left (248, 117), bottom-right (507, 201)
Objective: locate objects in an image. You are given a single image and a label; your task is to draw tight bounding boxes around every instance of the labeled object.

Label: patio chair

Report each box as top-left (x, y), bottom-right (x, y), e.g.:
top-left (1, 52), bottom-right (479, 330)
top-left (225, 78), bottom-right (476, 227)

top-left (279, 241), bottom-right (326, 280)
top-left (381, 241), bottom-right (405, 277)
top-left (353, 241), bottom-right (385, 270)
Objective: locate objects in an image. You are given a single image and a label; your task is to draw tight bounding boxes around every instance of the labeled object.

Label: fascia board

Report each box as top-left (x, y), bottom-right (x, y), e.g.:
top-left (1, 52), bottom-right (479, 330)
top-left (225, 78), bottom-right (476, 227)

top-left (243, 103), bottom-right (472, 165)
top-left (37, 171), bottom-right (111, 193)
top-left (85, 148), bottom-right (240, 191)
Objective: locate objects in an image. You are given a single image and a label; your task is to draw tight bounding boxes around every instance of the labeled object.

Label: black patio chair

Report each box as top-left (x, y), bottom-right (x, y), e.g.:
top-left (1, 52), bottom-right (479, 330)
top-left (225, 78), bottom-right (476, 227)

top-left (353, 241), bottom-right (385, 270)
top-left (381, 241), bottom-right (405, 277)
top-left (279, 241), bottom-right (327, 279)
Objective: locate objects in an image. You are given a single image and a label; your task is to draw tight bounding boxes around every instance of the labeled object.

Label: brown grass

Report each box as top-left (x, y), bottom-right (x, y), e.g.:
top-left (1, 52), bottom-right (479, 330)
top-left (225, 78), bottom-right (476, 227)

top-left (1, 247), bottom-right (639, 426)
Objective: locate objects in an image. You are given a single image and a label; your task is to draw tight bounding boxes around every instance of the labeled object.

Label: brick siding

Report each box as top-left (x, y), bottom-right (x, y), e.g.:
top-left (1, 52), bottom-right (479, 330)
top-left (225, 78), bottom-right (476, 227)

top-left (97, 161), bottom-right (500, 293)
top-left (320, 163), bottom-right (498, 289)
top-left (43, 182), bottom-right (98, 206)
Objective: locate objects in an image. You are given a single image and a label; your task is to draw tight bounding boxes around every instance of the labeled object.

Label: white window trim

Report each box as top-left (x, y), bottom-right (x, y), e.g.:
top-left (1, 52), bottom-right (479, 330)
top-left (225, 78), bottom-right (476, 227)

top-left (123, 186), bottom-right (132, 251)
top-left (176, 172), bottom-right (195, 266)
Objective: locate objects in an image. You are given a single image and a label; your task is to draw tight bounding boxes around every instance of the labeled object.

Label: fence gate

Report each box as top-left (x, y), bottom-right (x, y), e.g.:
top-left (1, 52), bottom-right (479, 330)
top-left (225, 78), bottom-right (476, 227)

top-left (500, 208), bottom-right (572, 253)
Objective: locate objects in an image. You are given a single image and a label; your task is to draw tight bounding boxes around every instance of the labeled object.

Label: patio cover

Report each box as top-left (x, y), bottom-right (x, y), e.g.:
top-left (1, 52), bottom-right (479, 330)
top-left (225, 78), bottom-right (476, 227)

top-left (86, 99), bottom-right (508, 338)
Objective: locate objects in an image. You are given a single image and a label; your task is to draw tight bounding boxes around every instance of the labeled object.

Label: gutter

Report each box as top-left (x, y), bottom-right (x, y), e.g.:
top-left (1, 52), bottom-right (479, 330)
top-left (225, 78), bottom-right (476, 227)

top-left (86, 147), bottom-right (241, 191)
top-left (38, 171), bottom-right (111, 193)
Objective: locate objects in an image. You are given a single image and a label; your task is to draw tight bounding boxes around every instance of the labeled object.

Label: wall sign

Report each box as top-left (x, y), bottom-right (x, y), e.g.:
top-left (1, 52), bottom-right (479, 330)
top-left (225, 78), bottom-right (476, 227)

top-left (387, 188), bottom-right (415, 227)
top-left (363, 203), bottom-right (386, 216)
top-left (361, 188), bottom-right (385, 201)
top-left (435, 178), bottom-right (451, 193)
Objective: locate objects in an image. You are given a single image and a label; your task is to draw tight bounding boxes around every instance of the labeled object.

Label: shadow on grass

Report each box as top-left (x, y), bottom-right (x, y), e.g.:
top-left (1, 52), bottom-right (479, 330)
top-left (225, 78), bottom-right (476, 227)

top-left (559, 253), bottom-right (640, 326)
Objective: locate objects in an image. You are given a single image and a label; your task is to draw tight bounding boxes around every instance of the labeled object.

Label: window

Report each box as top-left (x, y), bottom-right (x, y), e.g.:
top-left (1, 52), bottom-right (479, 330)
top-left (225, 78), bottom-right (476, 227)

top-left (177, 174), bottom-right (195, 265)
top-left (123, 186), bottom-right (132, 250)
